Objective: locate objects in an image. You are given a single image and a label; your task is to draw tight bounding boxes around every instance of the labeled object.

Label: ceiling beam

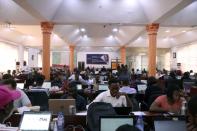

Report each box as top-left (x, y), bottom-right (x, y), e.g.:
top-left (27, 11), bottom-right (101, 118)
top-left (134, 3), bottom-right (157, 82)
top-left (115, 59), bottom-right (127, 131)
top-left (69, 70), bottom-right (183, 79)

top-left (12, 0), bottom-right (47, 21)
top-left (155, 0), bottom-right (193, 24)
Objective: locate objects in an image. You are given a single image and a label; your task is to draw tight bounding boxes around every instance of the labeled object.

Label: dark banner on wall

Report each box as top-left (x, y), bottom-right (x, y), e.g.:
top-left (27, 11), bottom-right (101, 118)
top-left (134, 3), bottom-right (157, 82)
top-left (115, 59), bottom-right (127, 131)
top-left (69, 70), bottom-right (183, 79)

top-left (86, 54), bottom-right (109, 64)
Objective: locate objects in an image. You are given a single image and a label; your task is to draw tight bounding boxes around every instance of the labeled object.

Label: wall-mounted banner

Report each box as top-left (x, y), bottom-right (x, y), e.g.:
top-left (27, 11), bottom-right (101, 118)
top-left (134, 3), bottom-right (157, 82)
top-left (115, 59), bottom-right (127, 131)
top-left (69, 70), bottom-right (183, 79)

top-left (86, 54), bottom-right (109, 64)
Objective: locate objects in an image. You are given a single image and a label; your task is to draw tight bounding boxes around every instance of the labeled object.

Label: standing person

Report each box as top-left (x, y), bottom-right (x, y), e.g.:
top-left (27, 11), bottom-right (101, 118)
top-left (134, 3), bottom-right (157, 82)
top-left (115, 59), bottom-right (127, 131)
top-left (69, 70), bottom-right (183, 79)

top-left (187, 96), bottom-right (197, 131)
top-left (0, 85), bottom-right (21, 123)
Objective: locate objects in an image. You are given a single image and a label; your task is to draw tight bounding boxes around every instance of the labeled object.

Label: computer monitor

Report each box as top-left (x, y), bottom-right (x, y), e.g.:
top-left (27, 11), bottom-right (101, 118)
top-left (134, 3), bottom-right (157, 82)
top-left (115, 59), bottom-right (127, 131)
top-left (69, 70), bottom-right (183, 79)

top-left (183, 80), bottom-right (196, 93)
top-left (42, 82), bottom-right (51, 89)
top-left (100, 116), bottom-right (134, 131)
top-left (154, 120), bottom-right (186, 131)
top-left (49, 99), bottom-right (76, 115)
top-left (17, 83), bottom-right (24, 90)
top-left (137, 84), bottom-right (147, 92)
top-left (19, 111), bottom-right (51, 131)
top-left (99, 84), bottom-right (109, 91)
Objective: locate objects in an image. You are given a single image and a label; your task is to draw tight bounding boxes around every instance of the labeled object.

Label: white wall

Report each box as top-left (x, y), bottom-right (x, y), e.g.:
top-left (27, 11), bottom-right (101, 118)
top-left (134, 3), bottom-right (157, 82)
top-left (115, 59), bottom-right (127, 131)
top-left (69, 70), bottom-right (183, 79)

top-left (176, 42), bottom-right (197, 72)
top-left (51, 51), bottom-right (70, 65)
top-left (0, 42), bottom-right (18, 72)
top-left (77, 51), bottom-right (119, 68)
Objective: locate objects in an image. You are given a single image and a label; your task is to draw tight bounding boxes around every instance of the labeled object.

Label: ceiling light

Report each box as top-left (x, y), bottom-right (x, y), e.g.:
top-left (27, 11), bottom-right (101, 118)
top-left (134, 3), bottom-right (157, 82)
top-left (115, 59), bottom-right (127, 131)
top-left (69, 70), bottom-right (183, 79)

top-left (182, 30), bottom-right (186, 33)
top-left (112, 28), bottom-right (118, 32)
top-left (165, 30), bottom-right (170, 33)
top-left (80, 28), bottom-right (85, 32)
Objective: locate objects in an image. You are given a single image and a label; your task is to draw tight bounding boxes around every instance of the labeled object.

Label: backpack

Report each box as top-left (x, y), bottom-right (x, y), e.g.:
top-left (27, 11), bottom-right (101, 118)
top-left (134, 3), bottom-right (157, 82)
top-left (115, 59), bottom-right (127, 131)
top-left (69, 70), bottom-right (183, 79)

top-left (87, 102), bottom-right (117, 131)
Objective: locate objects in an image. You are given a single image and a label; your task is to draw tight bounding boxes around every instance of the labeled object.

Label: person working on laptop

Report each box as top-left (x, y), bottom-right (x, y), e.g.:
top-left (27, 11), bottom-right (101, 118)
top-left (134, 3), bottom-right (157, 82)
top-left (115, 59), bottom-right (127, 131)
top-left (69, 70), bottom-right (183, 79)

top-left (187, 96), bottom-right (197, 131)
top-left (0, 85), bottom-right (21, 123)
top-left (2, 79), bottom-right (32, 108)
top-left (61, 81), bottom-right (87, 111)
top-left (150, 84), bottom-right (184, 114)
top-left (92, 78), bottom-right (132, 107)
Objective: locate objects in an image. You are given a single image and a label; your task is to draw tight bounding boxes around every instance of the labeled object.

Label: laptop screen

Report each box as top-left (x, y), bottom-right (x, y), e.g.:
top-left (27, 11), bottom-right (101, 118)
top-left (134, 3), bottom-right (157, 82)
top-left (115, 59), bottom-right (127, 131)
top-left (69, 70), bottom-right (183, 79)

top-left (137, 84), bottom-right (147, 92)
top-left (77, 84), bottom-right (82, 90)
top-left (17, 83), bottom-right (24, 90)
top-left (100, 116), bottom-right (133, 131)
top-left (99, 84), bottom-right (108, 91)
top-left (42, 82), bottom-right (51, 89)
top-left (19, 112), bottom-right (51, 131)
top-left (154, 120), bottom-right (187, 131)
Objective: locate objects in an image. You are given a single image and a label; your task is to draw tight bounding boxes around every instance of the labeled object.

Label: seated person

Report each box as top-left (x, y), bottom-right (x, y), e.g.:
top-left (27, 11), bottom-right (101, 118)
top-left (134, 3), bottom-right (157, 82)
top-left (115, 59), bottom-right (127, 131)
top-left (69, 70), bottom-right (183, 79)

top-left (149, 84), bottom-right (184, 114)
top-left (92, 78), bottom-right (132, 107)
top-left (187, 96), bottom-right (197, 131)
top-left (61, 82), bottom-right (86, 111)
top-left (68, 69), bottom-right (88, 85)
top-left (2, 79), bottom-right (32, 108)
top-left (31, 75), bottom-right (49, 95)
top-left (0, 85), bottom-right (21, 123)
top-left (119, 80), bottom-right (136, 94)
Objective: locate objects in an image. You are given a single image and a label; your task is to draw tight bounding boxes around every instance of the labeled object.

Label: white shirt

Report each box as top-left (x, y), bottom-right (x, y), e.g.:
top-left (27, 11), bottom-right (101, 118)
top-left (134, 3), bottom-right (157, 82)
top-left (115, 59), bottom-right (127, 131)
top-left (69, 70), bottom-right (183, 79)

top-left (14, 88), bottom-right (31, 108)
top-left (93, 90), bottom-right (127, 107)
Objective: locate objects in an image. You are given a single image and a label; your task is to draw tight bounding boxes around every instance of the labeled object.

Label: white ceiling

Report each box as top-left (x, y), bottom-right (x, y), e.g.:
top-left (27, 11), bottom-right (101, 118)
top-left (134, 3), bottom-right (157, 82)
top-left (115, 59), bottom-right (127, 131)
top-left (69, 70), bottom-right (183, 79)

top-left (0, 0), bottom-right (197, 52)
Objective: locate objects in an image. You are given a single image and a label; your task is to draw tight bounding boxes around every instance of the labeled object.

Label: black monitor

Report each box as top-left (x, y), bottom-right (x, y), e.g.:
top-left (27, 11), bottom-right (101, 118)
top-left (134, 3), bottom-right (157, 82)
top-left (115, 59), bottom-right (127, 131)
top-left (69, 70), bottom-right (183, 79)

top-left (154, 117), bottom-right (186, 131)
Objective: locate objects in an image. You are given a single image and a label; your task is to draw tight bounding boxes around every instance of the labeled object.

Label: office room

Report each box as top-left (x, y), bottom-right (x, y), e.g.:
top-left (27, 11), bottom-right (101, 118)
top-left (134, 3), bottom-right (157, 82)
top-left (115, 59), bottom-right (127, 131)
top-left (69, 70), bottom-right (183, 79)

top-left (0, 0), bottom-right (197, 131)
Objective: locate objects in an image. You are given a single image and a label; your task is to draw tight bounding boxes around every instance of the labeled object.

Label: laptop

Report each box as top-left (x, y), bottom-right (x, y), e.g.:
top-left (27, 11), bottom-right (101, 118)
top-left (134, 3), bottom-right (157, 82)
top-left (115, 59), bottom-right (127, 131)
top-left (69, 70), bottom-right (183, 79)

top-left (19, 111), bottom-right (51, 131)
top-left (137, 84), bottom-right (147, 92)
top-left (77, 84), bottom-right (82, 90)
top-left (98, 84), bottom-right (109, 91)
top-left (49, 99), bottom-right (76, 115)
top-left (42, 82), bottom-right (51, 89)
top-left (154, 119), bottom-right (187, 131)
top-left (17, 83), bottom-right (24, 90)
top-left (100, 116), bottom-right (134, 131)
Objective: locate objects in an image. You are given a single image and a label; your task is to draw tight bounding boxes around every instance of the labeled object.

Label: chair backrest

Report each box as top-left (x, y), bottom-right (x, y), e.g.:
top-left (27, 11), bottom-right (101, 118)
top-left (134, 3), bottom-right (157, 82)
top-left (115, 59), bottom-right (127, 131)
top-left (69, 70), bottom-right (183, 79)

top-left (87, 102), bottom-right (117, 131)
top-left (26, 91), bottom-right (49, 111)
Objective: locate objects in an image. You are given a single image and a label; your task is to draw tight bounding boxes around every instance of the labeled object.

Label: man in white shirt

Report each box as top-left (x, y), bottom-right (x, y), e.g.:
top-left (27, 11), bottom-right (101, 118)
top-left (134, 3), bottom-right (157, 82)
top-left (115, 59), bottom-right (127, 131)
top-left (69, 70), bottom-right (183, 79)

top-left (92, 79), bottom-right (132, 107)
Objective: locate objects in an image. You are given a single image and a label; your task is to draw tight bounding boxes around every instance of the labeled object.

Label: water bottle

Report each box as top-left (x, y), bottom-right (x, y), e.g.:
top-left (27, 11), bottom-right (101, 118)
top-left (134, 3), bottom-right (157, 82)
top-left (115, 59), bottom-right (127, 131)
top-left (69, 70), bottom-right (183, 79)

top-left (180, 100), bottom-right (187, 115)
top-left (135, 115), bottom-right (144, 131)
top-left (57, 112), bottom-right (64, 131)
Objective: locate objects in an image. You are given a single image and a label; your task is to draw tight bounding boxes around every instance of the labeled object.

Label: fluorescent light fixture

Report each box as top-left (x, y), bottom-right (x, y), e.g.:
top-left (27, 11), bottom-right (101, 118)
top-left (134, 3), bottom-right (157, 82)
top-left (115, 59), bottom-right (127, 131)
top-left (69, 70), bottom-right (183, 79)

top-left (80, 28), bottom-right (85, 32)
top-left (112, 28), bottom-right (118, 32)
top-left (165, 30), bottom-right (170, 33)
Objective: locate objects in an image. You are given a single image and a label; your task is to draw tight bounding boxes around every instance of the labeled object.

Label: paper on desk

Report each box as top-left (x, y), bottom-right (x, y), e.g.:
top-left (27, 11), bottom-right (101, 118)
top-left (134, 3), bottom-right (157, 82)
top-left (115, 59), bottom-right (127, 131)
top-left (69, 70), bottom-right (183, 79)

top-left (132, 111), bottom-right (146, 116)
top-left (76, 111), bottom-right (87, 116)
top-left (17, 106), bottom-right (30, 114)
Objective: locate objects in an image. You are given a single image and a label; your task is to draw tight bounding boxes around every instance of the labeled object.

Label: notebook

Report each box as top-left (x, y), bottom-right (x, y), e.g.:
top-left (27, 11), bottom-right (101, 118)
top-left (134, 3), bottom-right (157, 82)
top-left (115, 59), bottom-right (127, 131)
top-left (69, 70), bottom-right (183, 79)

top-left (100, 116), bottom-right (134, 131)
top-left (19, 111), bottom-right (51, 131)
top-left (42, 82), bottom-right (51, 89)
top-left (17, 83), bottom-right (24, 90)
top-left (154, 120), bottom-right (187, 131)
top-left (49, 99), bottom-right (76, 115)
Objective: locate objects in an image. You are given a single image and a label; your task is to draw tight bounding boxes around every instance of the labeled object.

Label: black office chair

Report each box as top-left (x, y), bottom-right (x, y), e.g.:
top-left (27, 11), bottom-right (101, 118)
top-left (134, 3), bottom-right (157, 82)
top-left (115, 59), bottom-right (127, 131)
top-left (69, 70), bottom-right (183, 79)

top-left (26, 91), bottom-right (49, 111)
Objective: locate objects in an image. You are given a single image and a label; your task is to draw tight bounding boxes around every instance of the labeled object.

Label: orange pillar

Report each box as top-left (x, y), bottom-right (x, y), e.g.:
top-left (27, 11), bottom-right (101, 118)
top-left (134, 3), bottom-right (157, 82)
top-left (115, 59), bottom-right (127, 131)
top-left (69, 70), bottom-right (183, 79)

top-left (146, 23), bottom-right (159, 77)
top-left (120, 46), bottom-right (126, 65)
top-left (41, 22), bottom-right (54, 80)
top-left (69, 45), bottom-right (75, 72)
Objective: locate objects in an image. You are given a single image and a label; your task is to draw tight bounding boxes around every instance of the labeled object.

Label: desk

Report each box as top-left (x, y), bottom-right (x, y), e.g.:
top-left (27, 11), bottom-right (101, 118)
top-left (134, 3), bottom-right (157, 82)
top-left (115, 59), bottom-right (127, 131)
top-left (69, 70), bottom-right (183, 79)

top-left (5, 114), bottom-right (86, 128)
